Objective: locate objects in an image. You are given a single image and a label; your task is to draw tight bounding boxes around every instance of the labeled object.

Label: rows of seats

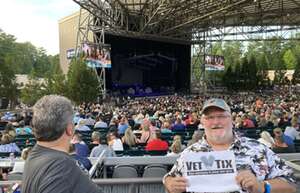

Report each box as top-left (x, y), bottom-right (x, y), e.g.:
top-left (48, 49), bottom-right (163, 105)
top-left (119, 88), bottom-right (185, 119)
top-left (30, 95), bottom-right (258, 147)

top-left (14, 134), bottom-right (36, 150)
top-left (8, 126), bottom-right (300, 157)
top-left (115, 150), bottom-right (168, 157)
top-left (112, 164), bottom-right (168, 178)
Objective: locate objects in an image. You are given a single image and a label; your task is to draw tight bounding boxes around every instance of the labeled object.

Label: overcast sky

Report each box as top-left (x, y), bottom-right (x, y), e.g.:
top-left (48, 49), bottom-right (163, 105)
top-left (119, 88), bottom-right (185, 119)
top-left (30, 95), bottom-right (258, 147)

top-left (0, 0), bottom-right (80, 55)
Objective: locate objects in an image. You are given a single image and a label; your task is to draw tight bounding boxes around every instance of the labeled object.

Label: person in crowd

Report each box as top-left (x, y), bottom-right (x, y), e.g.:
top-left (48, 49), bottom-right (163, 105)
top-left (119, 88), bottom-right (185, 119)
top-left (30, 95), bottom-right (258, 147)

top-left (167, 135), bottom-right (182, 156)
top-left (3, 123), bottom-right (16, 139)
top-left (137, 123), bottom-right (152, 144)
top-left (10, 147), bottom-right (32, 175)
top-left (121, 127), bottom-right (137, 150)
top-left (107, 132), bottom-right (123, 151)
top-left (69, 143), bottom-right (92, 171)
top-left (187, 130), bottom-right (203, 147)
top-left (145, 130), bottom-right (168, 151)
top-left (85, 113), bottom-right (95, 127)
top-left (15, 120), bottom-right (32, 135)
top-left (256, 113), bottom-right (268, 128)
top-left (161, 121), bottom-right (172, 133)
top-left (164, 98), bottom-right (296, 193)
top-left (172, 118), bottom-right (186, 132)
top-left (0, 133), bottom-right (20, 153)
top-left (273, 127), bottom-right (294, 147)
top-left (74, 119), bottom-right (91, 131)
top-left (73, 112), bottom-right (81, 125)
top-left (242, 114), bottom-right (255, 128)
top-left (117, 116), bottom-right (129, 135)
top-left (71, 132), bottom-right (90, 157)
top-left (284, 120), bottom-right (300, 141)
top-left (274, 132), bottom-right (288, 148)
top-left (94, 116), bottom-right (108, 129)
top-left (90, 131), bottom-right (115, 157)
top-left (257, 131), bottom-right (275, 149)
top-left (149, 118), bottom-right (159, 132)
top-left (22, 95), bottom-right (102, 193)
top-left (89, 131), bottom-right (102, 150)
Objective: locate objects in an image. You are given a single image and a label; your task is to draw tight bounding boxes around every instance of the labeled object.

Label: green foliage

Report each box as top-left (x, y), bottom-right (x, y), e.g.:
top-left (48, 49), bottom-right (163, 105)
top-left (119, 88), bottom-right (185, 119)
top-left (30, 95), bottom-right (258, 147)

top-left (44, 59), bottom-right (66, 96)
top-left (67, 58), bottom-right (100, 104)
top-left (20, 75), bottom-right (46, 106)
top-left (191, 55), bottom-right (203, 81)
top-left (223, 65), bottom-right (234, 90)
top-left (283, 49), bottom-right (297, 70)
top-left (292, 59), bottom-right (300, 85)
top-left (0, 30), bottom-right (53, 76)
top-left (0, 30), bottom-right (19, 106)
top-left (0, 29), bottom-right (62, 106)
top-left (211, 35), bottom-right (300, 90)
top-left (222, 41), bottom-right (243, 68)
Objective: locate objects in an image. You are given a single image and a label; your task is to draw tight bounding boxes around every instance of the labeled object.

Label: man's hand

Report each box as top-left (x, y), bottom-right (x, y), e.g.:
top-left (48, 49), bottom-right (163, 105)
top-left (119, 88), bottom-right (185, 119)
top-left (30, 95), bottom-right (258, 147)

top-left (164, 176), bottom-right (188, 193)
top-left (236, 170), bottom-right (264, 193)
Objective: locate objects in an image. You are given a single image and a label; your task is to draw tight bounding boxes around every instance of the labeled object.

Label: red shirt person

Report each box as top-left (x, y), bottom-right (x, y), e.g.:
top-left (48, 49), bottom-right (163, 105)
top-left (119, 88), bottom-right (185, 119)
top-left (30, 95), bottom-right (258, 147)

top-left (145, 130), bottom-right (168, 151)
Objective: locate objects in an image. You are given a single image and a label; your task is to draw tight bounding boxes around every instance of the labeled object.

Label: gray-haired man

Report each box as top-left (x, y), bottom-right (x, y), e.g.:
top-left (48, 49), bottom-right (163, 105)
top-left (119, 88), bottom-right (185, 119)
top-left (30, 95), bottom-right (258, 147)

top-left (22, 95), bottom-right (102, 193)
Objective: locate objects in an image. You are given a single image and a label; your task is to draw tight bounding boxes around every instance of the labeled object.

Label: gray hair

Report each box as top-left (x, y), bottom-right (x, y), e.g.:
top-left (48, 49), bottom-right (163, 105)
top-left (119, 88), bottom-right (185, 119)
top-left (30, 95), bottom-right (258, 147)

top-left (91, 131), bottom-right (101, 142)
top-left (32, 95), bottom-right (74, 141)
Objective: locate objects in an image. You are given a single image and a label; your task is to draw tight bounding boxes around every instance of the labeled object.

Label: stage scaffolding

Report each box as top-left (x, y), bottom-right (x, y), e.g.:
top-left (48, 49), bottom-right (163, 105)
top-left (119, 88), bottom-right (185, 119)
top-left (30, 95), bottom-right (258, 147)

top-left (73, 0), bottom-right (300, 96)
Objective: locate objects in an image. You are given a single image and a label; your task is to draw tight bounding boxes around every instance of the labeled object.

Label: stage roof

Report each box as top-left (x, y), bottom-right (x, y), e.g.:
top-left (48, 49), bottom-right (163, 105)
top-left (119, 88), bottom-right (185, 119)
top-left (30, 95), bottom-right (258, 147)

top-left (74, 0), bottom-right (300, 42)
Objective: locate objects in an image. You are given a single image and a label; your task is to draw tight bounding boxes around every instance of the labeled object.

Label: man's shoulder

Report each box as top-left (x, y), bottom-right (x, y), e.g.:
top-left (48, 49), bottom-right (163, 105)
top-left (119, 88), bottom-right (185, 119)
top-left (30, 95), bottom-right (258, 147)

top-left (238, 136), bottom-right (265, 147)
top-left (181, 140), bottom-right (208, 154)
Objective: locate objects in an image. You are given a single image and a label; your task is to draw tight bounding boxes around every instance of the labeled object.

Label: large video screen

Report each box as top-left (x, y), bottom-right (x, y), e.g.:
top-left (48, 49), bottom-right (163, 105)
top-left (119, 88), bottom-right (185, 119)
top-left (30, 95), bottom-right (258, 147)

top-left (82, 43), bottom-right (111, 68)
top-left (205, 55), bottom-right (225, 71)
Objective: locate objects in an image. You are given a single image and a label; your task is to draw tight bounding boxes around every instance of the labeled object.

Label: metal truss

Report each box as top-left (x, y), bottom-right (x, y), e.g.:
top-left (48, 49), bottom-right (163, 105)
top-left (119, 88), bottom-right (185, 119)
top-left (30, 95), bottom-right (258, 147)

top-left (73, 0), bottom-right (300, 94)
top-left (74, 0), bottom-right (300, 40)
top-left (75, 8), bottom-right (107, 99)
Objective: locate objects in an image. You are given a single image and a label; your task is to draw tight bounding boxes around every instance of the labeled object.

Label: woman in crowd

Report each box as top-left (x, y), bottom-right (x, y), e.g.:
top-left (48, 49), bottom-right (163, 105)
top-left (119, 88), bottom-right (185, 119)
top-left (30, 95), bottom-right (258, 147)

top-left (137, 123), bottom-right (151, 144)
top-left (107, 132), bottom-right (124, 151)
top-left (121, 127), bottom-right (137, 150)
top-left (167, 135), bottom-right (182, 156)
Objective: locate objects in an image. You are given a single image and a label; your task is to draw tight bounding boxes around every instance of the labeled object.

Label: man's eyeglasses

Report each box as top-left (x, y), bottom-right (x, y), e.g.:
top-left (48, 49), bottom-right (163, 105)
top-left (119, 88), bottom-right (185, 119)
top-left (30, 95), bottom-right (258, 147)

top-left (203, 114), bottom-right (230, 121)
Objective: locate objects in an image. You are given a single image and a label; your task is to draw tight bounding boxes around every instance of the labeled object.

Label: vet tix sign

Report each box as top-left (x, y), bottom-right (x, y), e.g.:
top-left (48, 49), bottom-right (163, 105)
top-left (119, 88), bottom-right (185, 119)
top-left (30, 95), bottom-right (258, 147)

top-left (182, 150), bottom-right (240, 192)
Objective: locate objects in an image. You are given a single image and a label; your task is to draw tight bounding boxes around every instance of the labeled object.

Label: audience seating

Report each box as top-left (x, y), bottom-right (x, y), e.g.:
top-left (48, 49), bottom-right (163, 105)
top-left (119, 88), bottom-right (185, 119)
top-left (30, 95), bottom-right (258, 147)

top-left (113, 165), bottom-right (138, 178)
top-left (142, 164), bottom-right (168, 178)
top-left (7, 173), bottom-right (22, 180)
top-left (0, 152), bottom-right (21, 158)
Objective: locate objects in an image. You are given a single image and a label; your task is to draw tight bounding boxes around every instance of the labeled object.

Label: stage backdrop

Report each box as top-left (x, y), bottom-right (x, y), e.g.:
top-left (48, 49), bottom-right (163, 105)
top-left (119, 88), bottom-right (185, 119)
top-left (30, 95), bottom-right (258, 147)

top-left (103, 34), bottom-right (191, 93)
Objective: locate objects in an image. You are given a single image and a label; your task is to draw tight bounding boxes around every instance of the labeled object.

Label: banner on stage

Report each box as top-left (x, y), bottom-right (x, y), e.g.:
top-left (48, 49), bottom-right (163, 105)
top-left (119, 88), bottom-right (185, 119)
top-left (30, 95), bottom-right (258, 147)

top-left (182, 150), bottom-right (240, 192)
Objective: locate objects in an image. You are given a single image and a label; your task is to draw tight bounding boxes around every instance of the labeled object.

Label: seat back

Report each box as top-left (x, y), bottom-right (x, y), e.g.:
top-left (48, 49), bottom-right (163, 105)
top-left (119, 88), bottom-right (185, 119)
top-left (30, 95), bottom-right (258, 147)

top-left (112, 165), bottom-right (138, 178)
top-left (143, 164), bottom-right (168, 178)
top-left (147, 150), bottom-right (168, 156)
top-left (7, 173), bottom-right (23, 180)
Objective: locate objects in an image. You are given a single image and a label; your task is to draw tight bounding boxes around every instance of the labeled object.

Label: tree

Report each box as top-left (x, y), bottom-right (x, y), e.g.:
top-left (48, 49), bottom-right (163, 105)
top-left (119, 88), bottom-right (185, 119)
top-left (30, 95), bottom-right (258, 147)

top-left (0, 30), bottom-right (19, 107)
top-left (20, 71), bottom-right (46, 106)
top-left (248, 55), bottom-right (258, 89)
top-left (283, 49), bottom-right (297, 70)
top-left (292, 59), bottom-right (300, 84)
top-left (211, 42), bottom-right (223, 56)
top-left (256, 55), bottom-right (270, 88)
top-left (223, 65), bottom-right (234, 90)
top-left (222, 41), bottom-right (243, 69)
top-left (44, 55), bottom-right (66, 95)
top-left (0, 62), bottom-right (18, 107)
top-left (67, 58), bottom-right (100, 104)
